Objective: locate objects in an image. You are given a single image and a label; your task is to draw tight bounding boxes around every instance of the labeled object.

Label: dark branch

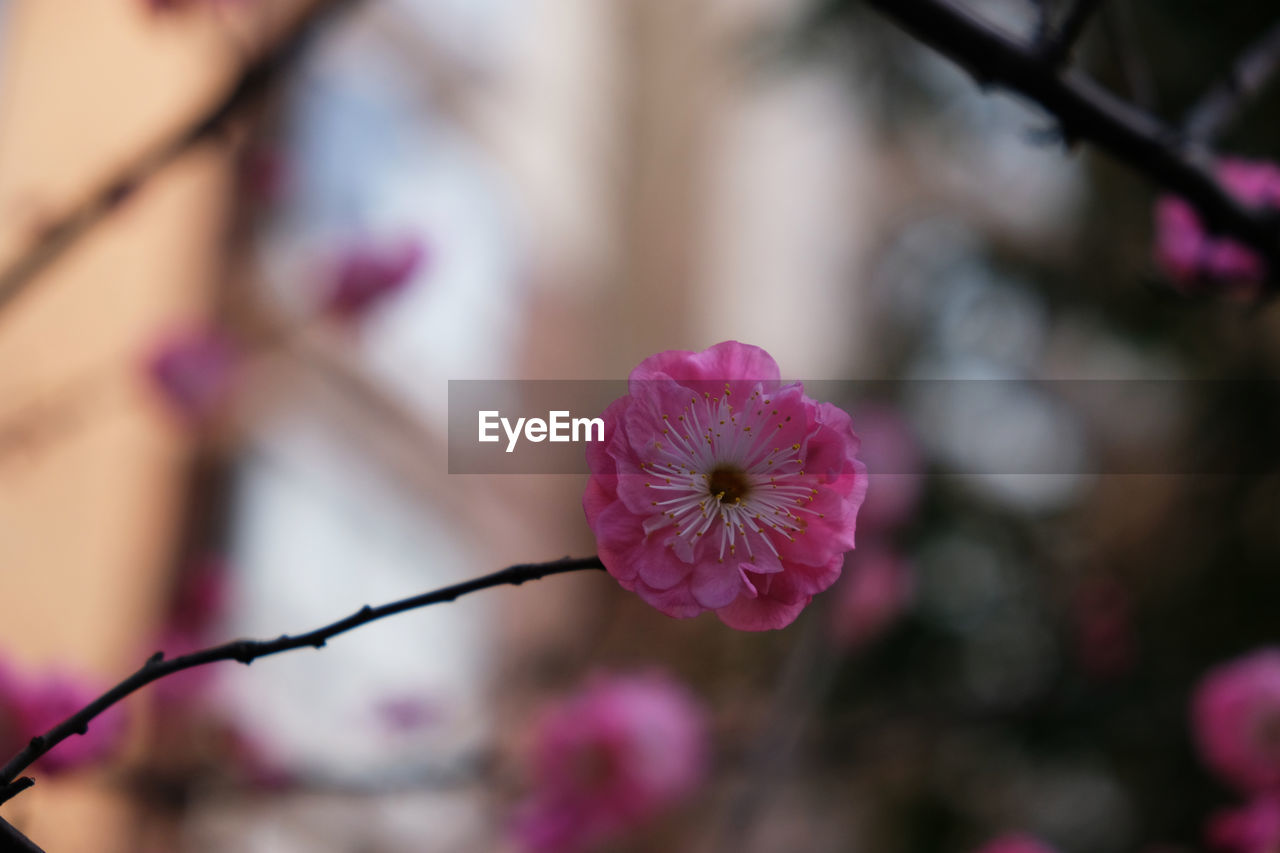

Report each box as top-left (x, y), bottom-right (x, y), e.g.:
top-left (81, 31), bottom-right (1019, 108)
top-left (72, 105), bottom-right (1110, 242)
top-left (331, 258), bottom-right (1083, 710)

top-left (0, 555), bottom-right (605, 803)
top-left (0, 813), bottom-right (44, 853)
top-left (1184, 19), bottom-right (1280, 143)
top-left (0, 0), bottom-right (365, 317)
top-left (1041, 0), bottom-right (1104, 65)
top-left (864, 0), bottom-right (1280, 282)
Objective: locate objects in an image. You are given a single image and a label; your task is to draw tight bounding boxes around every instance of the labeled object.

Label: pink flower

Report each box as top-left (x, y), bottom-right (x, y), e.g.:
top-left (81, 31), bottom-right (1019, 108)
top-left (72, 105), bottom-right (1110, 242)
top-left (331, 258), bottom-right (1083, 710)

top-left (1193, 649), bottom-right (1280, 793)
top-left (828, 545), bottom-right (914, 650)
top-left (323, 237), bottom-right (427, 322)
top-left (584, 341), bottom-right (867, 631)
top-left (1207, 795), bottom-right (1280, 853)
top-left (973, 834), bottom-right (1058, 853)
top-left (855, 405), bottom-right (923, 534)
top-left (1154, 159), bottom-right (1280, 292)
top-left (146, 328), bottom-right (238, 423)
top-left (512, 672), bottom-right (707, 853)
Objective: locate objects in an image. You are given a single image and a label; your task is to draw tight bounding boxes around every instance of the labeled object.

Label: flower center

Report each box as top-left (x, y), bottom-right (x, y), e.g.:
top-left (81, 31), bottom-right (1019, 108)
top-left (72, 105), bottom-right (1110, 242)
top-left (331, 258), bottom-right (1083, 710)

top-left (637, 385), bottom-right (824, 564)
top-left (707, 465), bottom-right (750, 504)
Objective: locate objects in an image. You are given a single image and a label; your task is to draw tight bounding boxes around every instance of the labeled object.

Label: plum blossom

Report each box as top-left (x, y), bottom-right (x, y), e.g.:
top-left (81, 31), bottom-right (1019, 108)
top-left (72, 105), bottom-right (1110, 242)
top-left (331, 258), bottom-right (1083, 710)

top-left (1207, 796), bottom-right (1280, 853)
top-left (323, 237), bottom-right (428, 322)
top-left (512, 672), bottom-right (707, 853)
top-left (972, 834), bottom-right (1058, 853)
top-left (1154, 159), bottom-right (1280, 293)
top-left (146, 327), bottom-right (238, 423)
top-left (1193, 648), bottom-right (1280, 793)
top-left (828, 546), bottom-right (914, 650)
top-left (584, 341), bottom-right (867, 631)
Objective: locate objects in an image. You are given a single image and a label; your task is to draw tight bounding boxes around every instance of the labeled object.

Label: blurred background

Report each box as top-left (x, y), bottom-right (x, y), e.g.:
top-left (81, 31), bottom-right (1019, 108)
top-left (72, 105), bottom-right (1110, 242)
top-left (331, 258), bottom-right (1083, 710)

top-left (0, 0), bottom-right (1278, 850)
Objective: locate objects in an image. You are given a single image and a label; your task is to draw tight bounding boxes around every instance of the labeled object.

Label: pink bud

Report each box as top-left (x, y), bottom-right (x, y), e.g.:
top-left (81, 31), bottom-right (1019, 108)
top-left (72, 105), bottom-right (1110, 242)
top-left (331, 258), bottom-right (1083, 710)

top-left (828, 545), bottom-right (914, 650)
top-left (1070, 577), bottom-right (1137, 680)
top-left (855, 405), bottom-right (924, 534)
top-left (972, 834), bottom-right (1058, 853)
top-left (323, 238), bottom-right (428, 322)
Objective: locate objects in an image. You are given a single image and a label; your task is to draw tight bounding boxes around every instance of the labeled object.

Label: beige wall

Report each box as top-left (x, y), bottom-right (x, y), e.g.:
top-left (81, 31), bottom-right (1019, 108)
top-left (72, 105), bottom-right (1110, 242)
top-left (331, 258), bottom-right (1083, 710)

top-left (0, 1), bottom-right (264, 847)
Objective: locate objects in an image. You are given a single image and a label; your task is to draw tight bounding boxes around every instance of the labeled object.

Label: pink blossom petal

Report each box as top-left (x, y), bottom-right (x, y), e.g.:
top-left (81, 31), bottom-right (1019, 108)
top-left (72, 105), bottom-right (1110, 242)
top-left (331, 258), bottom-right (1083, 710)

top-left (1193, 648), bottom-right (1280, 792)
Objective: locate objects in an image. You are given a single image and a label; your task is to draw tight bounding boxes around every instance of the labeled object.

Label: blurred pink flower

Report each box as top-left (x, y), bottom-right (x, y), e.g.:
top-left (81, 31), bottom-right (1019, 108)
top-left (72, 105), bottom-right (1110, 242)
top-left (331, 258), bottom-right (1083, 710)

top-left (1071, 577), bottom-right (1137, 680)
top-left (169, 555), bottom-right (230, 637)
top-left (973, 834), bottom-right (1058, 853)
top-left (323, 237), bottom-right (427, 322)
top-left (375, 695), bottom-right (442, 733)
top-left (153, 556), bottom-right (232, 707)
top-left (1194, 648), bottom-right (1280, 793)
top-left (854, 405), bottom-right (924, 533)
top-left (0, 659), bottom-right (29, 760)
top-left (1207, 795), bottom-right (1280, 853)
top-left (828, 545), bottom-right (914, 650)
top-left (239, 146), bottom-right (290, 206)
top-left (584, 341), bottom-right (867, 631)
top-left (0, 660), bottom-right (124, 775)
top-left (146, 328), bottom-right (238, 423)
top-left (512, 672), bottom-right (708, 853)
top-left (20, 671), bottom-right (124, 773)
top-left (1154, 159), bottom-right (1280, 292)
top-left (145, 0), bottom-right (248, 12)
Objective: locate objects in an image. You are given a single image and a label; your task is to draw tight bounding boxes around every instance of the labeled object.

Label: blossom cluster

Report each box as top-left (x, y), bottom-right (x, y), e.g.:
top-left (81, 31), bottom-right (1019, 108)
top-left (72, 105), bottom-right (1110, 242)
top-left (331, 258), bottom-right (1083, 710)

top-left (1154, 159), bottom-right (1280, 295)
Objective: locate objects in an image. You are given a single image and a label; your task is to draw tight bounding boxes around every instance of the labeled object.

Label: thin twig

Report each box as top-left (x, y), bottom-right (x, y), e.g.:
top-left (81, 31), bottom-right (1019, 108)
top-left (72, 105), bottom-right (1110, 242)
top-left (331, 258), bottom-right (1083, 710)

top-left (0, 0), bottom-right (365, 317)
top-left (0, 555), bottom-right (605, 804)
top-left (1184, 19), bottom-right (1280, 143)
top-left (1101, 0), bottom-right (1157, 111)
top-left (1041, 0), bottom-right (1104, 65)
top-left (864, 0), bottom-right (1280, 282)
top-left (715, 608), bottom-right (840, 852)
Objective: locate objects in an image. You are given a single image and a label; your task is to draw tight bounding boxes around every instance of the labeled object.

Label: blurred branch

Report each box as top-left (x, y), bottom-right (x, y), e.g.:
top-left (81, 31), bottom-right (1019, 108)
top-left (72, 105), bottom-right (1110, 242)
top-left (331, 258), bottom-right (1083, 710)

top-left (864, 0), bottom-right (1280, 285)
top-left (715, 608), bottom-right (840, 852)
top-left (1183, 19), bottom-right (1280, 143)
top-left (1101, 0), bottom-right (1157, 111)
top-left (0, 555), bottom-right (606, 805)
top-left (1041, 0), bottom-right (1103, 65)
top-left (0, 0), bottom-right (366, 317)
